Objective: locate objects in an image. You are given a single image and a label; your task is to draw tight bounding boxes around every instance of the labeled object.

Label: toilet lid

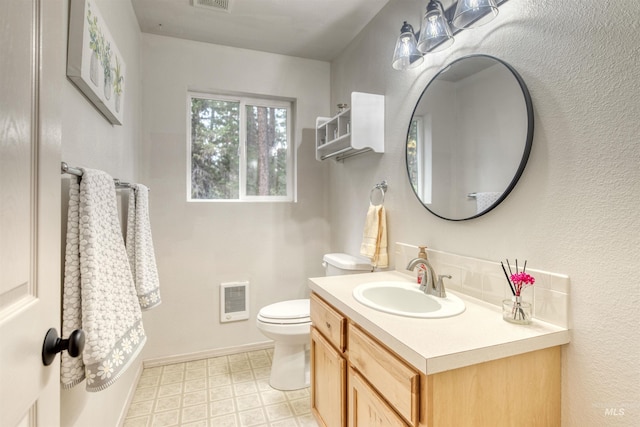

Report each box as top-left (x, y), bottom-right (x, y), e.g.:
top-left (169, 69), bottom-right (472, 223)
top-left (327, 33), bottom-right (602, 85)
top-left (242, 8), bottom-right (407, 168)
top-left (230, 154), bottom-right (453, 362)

top-left (259, 299), bottom-right (310, 321)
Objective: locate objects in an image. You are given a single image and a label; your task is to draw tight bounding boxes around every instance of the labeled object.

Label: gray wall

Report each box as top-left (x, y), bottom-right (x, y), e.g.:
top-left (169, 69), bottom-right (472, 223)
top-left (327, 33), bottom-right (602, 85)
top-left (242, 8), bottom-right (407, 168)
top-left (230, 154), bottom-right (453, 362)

top-left (328, 0), bottom-right (640, 425)
top-left (138, 34), bottom-right (331, 360)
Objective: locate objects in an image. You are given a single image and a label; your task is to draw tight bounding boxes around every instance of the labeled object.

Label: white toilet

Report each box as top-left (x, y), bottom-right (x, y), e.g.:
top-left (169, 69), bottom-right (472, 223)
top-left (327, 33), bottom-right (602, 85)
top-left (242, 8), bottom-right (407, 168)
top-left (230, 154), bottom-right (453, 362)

top-left (256, 253), bottom-right (372, 390)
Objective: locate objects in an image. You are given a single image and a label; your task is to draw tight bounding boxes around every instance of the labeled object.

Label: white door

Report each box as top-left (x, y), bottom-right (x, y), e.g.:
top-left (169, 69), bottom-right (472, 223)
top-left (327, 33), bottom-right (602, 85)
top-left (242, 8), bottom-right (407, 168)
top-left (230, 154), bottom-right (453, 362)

top-left (0, 0), bottom-right (64, 425)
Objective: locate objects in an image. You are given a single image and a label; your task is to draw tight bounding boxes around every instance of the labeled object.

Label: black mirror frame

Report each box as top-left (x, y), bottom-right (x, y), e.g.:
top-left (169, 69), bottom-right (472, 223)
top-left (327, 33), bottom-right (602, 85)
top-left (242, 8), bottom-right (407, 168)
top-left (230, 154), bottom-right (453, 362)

top-left (406, 54), bottom-right (534, 221)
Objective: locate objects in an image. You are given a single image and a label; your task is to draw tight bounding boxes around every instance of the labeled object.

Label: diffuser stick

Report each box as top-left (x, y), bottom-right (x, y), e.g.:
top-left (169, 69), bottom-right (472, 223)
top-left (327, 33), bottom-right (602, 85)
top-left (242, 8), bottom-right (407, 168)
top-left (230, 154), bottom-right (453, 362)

top-left (501, 262), bottom-right (516, 295)
top-left (506, 259), bottom-right (514, 276)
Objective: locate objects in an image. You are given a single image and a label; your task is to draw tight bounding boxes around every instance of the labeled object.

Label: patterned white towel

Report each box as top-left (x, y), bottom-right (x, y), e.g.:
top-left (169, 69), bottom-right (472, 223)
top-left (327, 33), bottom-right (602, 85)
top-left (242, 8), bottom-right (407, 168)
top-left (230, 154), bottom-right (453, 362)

top-left (126, 184), bottom-right (161, 310)
top-left (61, 169), bottom-right (146, 392)
top-left (475, 191), bottom-right (502, 213)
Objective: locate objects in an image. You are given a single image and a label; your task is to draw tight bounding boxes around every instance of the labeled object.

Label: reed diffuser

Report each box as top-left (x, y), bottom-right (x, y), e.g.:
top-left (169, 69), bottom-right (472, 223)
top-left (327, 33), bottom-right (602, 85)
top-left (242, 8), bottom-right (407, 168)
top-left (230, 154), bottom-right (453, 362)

top-left (501, 259), bottom-right (535, 324)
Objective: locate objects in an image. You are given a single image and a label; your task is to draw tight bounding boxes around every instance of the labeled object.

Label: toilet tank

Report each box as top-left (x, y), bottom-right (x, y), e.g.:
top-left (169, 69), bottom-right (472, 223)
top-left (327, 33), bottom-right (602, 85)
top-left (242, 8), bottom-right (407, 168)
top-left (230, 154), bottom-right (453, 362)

top-left (323, 253), bottom-right (372, 276)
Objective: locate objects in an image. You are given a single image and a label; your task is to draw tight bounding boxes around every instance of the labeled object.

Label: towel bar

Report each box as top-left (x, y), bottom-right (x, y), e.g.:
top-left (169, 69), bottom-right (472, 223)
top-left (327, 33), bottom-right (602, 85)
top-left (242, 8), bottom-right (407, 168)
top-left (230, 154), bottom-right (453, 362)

top-left (370, 181), bottom-right (387, 206)
top-left (61, 161), bottom-right (148, 190)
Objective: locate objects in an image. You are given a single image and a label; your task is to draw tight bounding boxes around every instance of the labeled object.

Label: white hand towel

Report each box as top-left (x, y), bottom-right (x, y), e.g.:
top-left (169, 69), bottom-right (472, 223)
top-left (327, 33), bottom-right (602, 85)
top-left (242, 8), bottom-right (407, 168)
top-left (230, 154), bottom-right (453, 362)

top-left (359, 204), bottom-right (388, 268)
top-left (126, 184), bottom-right (161, 310)
top-left (475, 191), bottom-right (502, 213)
top-left (61, 169), bottom-right (146, 392)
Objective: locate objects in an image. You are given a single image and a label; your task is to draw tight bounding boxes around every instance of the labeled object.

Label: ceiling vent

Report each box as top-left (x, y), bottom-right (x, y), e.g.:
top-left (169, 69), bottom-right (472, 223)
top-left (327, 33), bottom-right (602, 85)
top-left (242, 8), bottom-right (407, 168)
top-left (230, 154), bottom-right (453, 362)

top-left (192, 0), bottom-right (233, 13)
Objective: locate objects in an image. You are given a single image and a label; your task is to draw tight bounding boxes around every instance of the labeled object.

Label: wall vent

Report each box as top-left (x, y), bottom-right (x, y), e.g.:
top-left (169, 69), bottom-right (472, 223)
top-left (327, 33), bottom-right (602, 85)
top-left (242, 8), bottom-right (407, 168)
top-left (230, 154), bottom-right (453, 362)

top-left (220, 281), bottom-right (249, 323)
top-left (192, 0), bottom-right (233, 13)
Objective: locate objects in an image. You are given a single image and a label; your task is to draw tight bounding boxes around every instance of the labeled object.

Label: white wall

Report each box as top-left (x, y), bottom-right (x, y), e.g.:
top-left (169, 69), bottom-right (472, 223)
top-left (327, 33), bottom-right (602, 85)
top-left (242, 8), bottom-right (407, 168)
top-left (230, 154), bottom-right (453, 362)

top-left (60, 0), bottom-right (142, 425)
top-left (329, 0), bottom-right (640, 425)
top-left (138, 34), bottom-right (331, 360)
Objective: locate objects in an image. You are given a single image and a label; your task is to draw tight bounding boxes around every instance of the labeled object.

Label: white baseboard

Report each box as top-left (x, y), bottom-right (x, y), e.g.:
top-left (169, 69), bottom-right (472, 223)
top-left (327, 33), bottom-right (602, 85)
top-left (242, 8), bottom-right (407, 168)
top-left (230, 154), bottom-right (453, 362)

top-left (117, 363), bottom-right (144, 427)
top-left (142, 340), bottom-right (275, 368)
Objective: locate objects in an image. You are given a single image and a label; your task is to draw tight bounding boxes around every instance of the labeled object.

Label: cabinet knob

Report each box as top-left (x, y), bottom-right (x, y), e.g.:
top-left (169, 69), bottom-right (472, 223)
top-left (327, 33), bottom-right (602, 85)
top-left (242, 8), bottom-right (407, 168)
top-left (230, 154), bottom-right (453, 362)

top-left (326, 322), bottom-right (331, 329)
top-left (42, 328), bottom-right (85, 366)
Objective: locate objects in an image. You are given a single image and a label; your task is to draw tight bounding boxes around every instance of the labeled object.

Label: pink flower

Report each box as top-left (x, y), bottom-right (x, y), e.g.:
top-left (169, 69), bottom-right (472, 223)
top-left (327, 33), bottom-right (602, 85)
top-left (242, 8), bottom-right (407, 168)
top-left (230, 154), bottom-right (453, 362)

top-left (511, 272), bottom-right (535, 285)
top-left (510, 272), bottom-right (535, 296)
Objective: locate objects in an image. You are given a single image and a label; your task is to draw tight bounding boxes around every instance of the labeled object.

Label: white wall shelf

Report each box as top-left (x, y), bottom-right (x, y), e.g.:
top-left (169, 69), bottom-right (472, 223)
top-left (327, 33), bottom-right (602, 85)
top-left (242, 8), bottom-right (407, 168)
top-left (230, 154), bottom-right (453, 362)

top-left (315, 92), bottom-right (384, 161)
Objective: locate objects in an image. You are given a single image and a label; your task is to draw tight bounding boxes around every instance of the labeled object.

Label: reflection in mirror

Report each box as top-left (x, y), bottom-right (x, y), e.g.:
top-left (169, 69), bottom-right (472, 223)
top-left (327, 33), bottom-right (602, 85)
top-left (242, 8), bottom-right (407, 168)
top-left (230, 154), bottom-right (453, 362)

top-left (407, 55), bottom-right (533, 221)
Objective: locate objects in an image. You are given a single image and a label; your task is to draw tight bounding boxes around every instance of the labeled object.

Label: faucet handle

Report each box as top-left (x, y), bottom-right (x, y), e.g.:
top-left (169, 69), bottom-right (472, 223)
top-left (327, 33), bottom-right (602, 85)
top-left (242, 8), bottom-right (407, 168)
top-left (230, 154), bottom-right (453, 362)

top-left (435, 274), bottom-right (452, 298)
top-left (437, 274), bottom-right (452, 286)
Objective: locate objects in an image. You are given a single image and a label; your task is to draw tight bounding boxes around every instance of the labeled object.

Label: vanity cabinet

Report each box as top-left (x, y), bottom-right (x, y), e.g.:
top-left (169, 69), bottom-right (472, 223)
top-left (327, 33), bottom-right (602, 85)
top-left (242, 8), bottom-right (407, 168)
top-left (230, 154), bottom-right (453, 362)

top-left (310, 292), bottom-right (562, 427)
top-left (310, 294), bottom-right (347, 427)
top-left (315, 92), bottom-right (384, 161)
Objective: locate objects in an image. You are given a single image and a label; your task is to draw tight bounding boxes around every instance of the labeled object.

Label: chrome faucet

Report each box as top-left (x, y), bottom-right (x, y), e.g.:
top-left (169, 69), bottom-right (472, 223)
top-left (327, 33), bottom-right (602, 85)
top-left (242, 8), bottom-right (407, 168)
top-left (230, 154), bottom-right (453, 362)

top-left (406, 257), bottom-right (451, 298)
top-left (406, 257), bottom-right (434, 293)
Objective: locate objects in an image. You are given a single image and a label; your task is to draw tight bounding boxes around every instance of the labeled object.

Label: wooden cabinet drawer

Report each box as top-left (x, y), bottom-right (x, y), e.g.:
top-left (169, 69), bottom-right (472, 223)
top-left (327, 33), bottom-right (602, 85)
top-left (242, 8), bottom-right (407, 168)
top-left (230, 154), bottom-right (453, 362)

top-left (348, 324), bottom-right (420, 426)
top-left (349, 367), bottom-right (410, 427)
top-left (311, 293), bottom-right (346, 351)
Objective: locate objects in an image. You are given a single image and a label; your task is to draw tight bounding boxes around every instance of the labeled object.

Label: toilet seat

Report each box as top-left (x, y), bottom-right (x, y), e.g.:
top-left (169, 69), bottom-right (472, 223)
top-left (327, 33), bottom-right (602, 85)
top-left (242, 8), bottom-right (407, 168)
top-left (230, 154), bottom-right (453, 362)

top-left (257, 299), bottom-right (310, 324)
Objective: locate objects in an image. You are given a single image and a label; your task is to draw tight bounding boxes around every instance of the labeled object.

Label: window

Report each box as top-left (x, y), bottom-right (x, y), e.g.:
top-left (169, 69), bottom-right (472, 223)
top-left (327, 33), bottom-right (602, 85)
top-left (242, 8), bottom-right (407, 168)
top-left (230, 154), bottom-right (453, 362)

top-left (188, 93), bottom-right (293, 201)
top-left (407, 115), bottom-right (432, 204)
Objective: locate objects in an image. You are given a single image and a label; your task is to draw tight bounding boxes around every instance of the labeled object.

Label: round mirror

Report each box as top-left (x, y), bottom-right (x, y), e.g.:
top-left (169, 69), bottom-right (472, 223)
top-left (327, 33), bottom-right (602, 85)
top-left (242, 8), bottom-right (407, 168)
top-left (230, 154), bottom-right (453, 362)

top-left (406, 54), bottom-right (533, 221)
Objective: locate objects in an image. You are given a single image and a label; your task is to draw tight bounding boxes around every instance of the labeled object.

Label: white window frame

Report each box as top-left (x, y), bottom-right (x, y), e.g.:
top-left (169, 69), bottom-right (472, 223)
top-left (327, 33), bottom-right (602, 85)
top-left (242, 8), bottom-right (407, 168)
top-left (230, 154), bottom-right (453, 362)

top-left (187, 92), bottom-right (294, 202)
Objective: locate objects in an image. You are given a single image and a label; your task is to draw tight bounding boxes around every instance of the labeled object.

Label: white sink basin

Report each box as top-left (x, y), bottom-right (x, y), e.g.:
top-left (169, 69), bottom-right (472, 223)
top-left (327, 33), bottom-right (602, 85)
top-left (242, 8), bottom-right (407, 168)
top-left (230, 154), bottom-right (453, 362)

top-left (352, 281), bottom-right (466, 318)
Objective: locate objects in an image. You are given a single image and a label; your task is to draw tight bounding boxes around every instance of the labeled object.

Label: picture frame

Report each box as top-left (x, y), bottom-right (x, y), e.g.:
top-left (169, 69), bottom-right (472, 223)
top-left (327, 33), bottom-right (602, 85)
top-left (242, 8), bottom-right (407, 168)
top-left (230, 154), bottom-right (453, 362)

top-left (67, 0), bottom-right (125, 125)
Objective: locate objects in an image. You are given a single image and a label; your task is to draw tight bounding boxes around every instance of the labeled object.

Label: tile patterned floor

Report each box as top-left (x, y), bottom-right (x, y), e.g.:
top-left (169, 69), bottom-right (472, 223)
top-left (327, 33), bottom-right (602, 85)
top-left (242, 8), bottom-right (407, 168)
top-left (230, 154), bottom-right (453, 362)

top-left (123, 349), bottom-right (319, 427)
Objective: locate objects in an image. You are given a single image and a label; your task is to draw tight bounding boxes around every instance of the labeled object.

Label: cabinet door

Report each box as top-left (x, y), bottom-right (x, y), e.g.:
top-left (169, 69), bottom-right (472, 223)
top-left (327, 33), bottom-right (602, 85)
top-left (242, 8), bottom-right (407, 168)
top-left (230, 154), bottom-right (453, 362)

top-left (348, 324), bottom-right (419, 425)
top-left (349, 368), bottom-right (410, 427)
top-left (311, 326), bottom-right (346, 427)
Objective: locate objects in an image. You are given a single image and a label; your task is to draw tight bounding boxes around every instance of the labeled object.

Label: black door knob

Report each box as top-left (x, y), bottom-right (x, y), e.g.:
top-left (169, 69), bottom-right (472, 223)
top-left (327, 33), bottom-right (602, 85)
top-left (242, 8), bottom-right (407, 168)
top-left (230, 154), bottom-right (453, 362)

top-left (42, 328), bottom-right (85, 366)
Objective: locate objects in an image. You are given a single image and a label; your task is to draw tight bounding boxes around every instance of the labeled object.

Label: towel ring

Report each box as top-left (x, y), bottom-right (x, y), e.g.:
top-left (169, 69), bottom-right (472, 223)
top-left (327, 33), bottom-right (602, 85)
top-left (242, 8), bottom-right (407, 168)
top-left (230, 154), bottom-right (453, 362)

top-left (369, 181), bottom-right (387, 206)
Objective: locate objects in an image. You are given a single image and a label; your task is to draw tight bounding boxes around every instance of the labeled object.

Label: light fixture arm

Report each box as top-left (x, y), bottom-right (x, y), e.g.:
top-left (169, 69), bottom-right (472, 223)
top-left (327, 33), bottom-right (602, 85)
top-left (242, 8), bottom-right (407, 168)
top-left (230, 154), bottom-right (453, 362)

top-left (427, 0), bottom-right (442, 13)
top-left (400, 21), bottom-right (416, 36)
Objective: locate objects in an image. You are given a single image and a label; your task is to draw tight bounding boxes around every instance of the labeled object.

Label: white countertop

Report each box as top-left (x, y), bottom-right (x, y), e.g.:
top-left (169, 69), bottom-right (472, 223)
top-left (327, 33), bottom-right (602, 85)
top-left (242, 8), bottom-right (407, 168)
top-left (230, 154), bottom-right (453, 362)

top-left (308, 271), bottom-right (570, 375)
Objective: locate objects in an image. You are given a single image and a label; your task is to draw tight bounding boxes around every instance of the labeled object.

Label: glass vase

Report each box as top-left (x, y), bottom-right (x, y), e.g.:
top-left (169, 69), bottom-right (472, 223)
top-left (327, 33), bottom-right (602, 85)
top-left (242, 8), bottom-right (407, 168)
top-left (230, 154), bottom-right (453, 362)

top-left (502, 296), bottom-right (532, 324)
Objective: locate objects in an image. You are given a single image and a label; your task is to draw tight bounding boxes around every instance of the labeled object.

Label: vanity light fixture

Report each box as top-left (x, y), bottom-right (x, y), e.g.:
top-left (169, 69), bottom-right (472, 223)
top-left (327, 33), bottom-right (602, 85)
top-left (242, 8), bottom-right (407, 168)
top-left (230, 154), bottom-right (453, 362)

top-left (453, 0), bottom-right (499, 29)
top-left (417, 0), bottom-right (454, 54)
top-left (392, 21), bottom-right (424, 70)
top-left (392, 0), bottom-right (504, 71)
